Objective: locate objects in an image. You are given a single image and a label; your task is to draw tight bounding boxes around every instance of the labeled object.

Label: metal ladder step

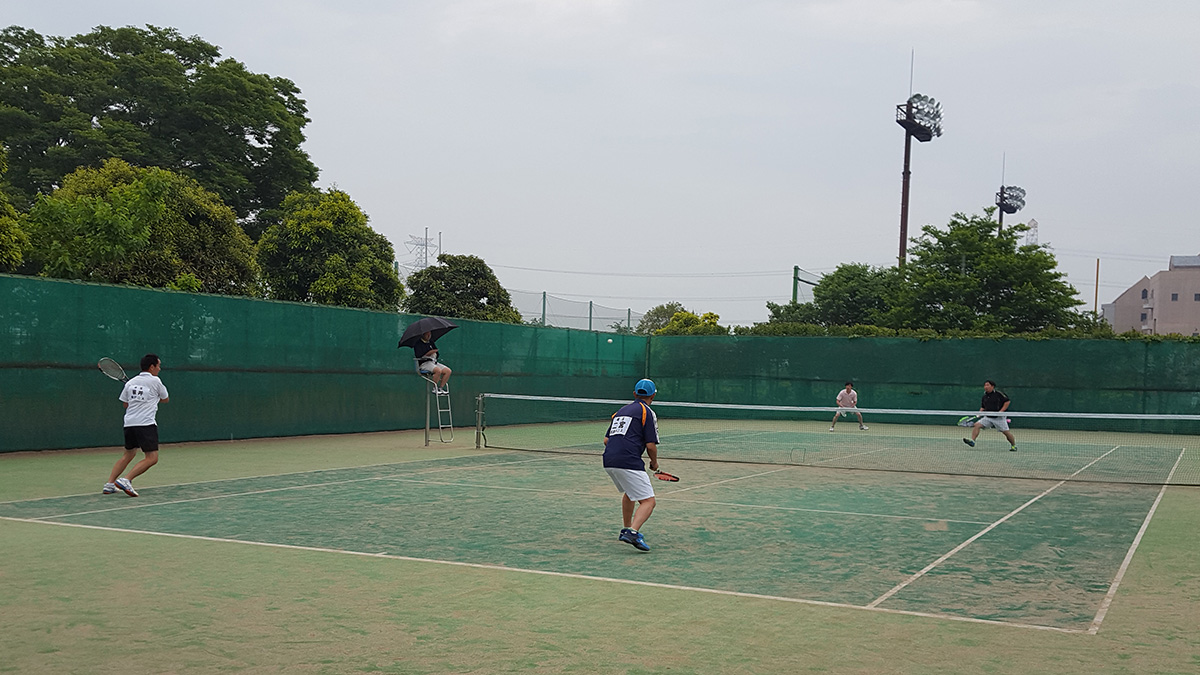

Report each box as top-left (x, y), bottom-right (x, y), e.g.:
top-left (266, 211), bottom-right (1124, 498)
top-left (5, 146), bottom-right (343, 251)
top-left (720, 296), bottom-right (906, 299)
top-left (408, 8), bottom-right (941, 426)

top-left (421, 376), bottom-right (453, 443)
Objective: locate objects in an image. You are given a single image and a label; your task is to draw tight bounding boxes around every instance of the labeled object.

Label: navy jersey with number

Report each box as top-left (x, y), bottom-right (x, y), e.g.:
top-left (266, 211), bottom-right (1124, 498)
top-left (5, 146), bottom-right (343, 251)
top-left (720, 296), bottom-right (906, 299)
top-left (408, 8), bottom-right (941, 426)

top-left (602, 400), bottom-right (659, 470)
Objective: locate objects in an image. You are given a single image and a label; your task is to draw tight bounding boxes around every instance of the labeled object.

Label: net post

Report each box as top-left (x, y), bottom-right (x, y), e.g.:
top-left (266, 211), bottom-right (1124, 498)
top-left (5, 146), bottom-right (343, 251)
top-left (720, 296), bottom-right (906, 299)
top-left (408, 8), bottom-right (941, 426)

top-left (475, 394), bottom-right (485, 448)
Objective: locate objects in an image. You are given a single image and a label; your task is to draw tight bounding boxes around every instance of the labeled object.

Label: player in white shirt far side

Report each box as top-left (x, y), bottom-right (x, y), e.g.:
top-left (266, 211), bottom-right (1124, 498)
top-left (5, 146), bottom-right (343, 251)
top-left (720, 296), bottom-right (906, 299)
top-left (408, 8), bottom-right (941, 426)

top-left (104, 354), bottom-right (170, 497)
top-left (830, 381), bottom-right (868, 431)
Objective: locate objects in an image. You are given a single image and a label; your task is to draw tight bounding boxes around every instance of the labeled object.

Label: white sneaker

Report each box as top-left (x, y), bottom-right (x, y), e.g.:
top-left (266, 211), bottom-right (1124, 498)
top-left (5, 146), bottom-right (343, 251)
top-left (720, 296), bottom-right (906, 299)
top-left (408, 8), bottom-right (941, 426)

top-left (102, 482), bottom-right (118, 494)
top-left (859, 425), bottom-right (869, 430)
top-left (115, 477), bottom-right (138, 497)
top-left (828, 426), bottom-right (835, 432)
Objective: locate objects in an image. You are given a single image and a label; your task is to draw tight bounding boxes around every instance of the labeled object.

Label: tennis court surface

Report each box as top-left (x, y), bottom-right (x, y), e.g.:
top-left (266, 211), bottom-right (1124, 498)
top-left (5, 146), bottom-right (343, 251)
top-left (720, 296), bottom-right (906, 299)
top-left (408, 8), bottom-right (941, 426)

top-left (3, 427), bottom-right (1200, 672)
top-left (3, 417), bottom-right (1193, 634)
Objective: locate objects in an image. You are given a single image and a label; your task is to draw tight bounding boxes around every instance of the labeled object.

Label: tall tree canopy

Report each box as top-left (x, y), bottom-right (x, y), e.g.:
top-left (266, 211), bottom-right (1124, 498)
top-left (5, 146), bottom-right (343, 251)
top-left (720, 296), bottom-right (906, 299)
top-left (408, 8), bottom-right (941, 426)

top-left (23, 158), bottom-right (258, 293)
top-left (635, 302), bottom-right (685, 335)
top-left (257, 189), bottom-right (404, 311)
top-left (0, 24), bottom-right (318, 234)
top-left (886, 209), bottom-right (1081, 332)
top-left (655, 310), bottom-right (729, 336)
top-left (404, 254), bottom-right (521, 324)
top-left (811, 263), bottom-right (899, 326)
top-left (757, 209), bottom-right (1081, 334)
top-left (0, 145), bottom-right (26, 271)
top-left (763, 300), bottom-right (821, 324)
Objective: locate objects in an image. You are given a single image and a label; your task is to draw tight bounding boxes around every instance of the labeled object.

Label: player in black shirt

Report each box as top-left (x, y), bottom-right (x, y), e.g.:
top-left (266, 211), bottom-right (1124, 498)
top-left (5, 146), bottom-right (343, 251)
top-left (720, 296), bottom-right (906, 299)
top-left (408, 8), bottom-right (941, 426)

top-left (963, 380), bottom-right (1017, 451)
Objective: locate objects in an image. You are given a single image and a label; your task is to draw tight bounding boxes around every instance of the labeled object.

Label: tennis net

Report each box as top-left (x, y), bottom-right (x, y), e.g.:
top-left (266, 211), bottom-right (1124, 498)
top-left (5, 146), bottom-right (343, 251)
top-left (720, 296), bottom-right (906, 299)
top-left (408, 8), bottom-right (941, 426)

top-left (474, 393), bottom-right (1200, 486)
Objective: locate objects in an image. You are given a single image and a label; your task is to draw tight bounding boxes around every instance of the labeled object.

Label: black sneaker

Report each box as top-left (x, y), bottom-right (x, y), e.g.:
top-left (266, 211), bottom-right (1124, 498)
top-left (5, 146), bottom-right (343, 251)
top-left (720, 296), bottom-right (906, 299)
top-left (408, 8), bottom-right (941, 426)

top-left (962, 438), bottom-right (976, 448)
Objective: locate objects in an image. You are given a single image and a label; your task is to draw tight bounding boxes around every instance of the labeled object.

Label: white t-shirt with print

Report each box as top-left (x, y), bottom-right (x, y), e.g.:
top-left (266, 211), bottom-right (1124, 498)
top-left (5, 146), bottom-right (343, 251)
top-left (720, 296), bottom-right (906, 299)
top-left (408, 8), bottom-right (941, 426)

top-left (120, 372), bottom-right (170, 427)
top-left (835, 389), bottom-right (858, 408)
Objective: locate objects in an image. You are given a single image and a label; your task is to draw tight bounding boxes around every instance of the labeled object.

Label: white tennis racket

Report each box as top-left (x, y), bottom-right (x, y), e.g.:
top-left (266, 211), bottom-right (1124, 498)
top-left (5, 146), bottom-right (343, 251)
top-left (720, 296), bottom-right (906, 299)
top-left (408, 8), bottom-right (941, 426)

top-left (97, 357), bottom-right (127, 382)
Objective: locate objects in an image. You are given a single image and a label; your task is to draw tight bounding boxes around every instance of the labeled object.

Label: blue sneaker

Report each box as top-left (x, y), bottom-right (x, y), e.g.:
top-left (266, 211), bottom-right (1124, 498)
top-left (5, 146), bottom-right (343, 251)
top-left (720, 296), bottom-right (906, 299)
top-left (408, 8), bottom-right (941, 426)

top-left (962, 438), bottom-right (976, 448)
top-left (619, 530), bottom-right (650, 552)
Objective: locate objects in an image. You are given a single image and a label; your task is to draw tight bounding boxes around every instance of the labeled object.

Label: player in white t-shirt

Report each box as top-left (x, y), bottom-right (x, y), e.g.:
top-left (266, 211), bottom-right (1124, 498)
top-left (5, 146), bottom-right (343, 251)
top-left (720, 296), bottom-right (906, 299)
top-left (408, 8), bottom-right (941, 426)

top-left (829, 381), bottom-right (868, 431)
top-left (104, 354), bottom-right (170, 497)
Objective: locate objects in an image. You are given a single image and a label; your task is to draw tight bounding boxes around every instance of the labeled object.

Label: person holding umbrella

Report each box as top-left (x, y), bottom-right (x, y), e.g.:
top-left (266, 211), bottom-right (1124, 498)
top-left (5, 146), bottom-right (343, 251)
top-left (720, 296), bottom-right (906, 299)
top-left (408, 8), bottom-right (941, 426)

top-left (399, 317), bottom-right (458, 394)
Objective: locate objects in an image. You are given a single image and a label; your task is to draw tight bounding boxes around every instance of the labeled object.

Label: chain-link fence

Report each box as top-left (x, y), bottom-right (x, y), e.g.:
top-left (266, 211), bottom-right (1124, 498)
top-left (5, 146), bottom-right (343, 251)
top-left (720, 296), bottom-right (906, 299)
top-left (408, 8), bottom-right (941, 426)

top-left (510, 290), bottom-right (644, 333)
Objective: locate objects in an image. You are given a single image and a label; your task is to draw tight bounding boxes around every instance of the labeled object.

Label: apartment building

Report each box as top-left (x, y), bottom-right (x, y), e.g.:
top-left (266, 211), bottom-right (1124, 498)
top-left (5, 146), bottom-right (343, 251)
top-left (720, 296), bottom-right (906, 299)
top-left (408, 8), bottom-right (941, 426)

top-left (1102, 255), bottom-right (1200, 335)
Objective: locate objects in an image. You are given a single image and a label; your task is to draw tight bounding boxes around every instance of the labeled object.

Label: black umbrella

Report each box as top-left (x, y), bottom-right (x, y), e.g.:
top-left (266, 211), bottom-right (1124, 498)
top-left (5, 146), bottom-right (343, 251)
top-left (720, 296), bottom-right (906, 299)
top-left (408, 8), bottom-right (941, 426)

top-left (398, 317), bottom-right (458, 348)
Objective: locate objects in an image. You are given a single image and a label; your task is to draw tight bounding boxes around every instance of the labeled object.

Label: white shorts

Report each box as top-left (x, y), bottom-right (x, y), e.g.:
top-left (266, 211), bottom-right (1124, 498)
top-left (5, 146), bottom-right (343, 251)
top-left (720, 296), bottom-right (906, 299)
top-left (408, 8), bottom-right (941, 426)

top-left (417, 358), bottom-right (445, 374)
top-left (605, 467), bottom-right (654, 501)
top-left (977, 416), bottom-right (1010, 431)
top-left (837, 407), bottom-right (860, 417)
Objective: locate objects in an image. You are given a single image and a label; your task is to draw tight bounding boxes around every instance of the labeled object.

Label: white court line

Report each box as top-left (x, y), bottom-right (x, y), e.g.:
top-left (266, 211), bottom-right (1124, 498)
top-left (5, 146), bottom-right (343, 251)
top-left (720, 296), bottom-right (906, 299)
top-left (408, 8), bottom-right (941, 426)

top-left (663, 468), bottom-right (794, 494)
top-left (0, 451), bottom-right (509, 505)
top-left (0, 515), bottom-right (1086, 634)
top-left (380, 475), bottom-right (983, 525)
top-left (29, 456), bottom-right (561, 520)
top-left (1088, 448), bottom-right (1187, 634)
top-left (14, 458), bottom-right (970, 528)
top-left (662, 497), bottom-right (991, 525)
top-left (867, 445), bottom-right (1123, 609)
top-left (814, 446), bottom-right (893, 464)
top-left (382, 476), bottom-right (590, 497)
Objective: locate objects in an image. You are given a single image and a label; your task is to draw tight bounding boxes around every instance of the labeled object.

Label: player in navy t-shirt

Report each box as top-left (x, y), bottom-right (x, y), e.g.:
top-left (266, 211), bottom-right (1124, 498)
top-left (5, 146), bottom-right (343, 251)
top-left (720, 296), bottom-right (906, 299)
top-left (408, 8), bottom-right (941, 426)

top-left (602, 379), bottom-right (660, 552)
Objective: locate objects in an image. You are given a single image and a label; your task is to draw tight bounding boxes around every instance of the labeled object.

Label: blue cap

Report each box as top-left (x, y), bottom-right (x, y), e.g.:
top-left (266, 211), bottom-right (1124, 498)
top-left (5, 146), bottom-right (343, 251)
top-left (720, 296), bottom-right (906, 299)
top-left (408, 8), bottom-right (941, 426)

top-left (634, 379), bottom-right (656, 396)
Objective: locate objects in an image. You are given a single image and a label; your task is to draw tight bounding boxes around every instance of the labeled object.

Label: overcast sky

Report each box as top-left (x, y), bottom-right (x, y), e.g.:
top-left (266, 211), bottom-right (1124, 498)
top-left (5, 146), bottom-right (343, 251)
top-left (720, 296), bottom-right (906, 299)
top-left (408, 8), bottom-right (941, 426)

top-left (10, 1), bottom-right (1200, 326)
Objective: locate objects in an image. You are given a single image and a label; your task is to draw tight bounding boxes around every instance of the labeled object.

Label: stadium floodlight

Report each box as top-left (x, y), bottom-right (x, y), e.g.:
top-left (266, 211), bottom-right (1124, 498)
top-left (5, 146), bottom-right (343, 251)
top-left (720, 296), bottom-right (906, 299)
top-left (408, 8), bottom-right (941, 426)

top-left (896, 93), bottom-right (944, 266)
top-left (995, 185), bottom-right (1026, 231)
top-left (898, 94), bottom-right (944, 141)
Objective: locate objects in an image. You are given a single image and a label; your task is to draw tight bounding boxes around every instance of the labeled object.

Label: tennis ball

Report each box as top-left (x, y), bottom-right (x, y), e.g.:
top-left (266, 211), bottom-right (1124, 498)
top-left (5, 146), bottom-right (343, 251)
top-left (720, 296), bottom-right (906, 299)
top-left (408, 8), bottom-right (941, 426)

top-left (607, 338), bottom-right (613, 343)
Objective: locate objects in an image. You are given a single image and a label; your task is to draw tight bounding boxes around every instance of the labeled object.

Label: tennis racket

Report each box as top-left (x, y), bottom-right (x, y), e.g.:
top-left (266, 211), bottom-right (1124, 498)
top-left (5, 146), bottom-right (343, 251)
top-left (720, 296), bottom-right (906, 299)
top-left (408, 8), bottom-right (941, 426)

top-left (957, 415), bottom-right (982, 427)
top-left (653, 470), bottom-right (680, 482)
top-left (97, 357), bottom-right (127, 382)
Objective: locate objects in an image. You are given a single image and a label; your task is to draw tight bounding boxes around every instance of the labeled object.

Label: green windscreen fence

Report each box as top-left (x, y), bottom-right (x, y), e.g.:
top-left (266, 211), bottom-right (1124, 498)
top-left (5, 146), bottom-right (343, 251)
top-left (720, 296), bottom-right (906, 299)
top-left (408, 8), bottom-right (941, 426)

top-left (4, 274), bottom-right (1199, 453)
top-left (0, 275), bottom-right (649, 452)
top-left (649, 335), bottom-right (1200, 416)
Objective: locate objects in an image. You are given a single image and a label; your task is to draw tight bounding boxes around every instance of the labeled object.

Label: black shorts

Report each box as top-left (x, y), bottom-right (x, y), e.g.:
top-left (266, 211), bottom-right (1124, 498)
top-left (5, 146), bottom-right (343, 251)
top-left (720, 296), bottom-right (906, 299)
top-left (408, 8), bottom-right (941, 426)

top-left (124, 425), bottom-right (160, 452)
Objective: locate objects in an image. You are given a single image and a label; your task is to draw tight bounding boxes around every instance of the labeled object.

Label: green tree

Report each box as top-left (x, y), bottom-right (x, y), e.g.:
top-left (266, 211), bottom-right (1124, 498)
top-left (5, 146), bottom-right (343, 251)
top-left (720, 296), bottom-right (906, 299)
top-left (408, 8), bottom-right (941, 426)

top-left (655, 310), bottom-right (730, 336)
top-left (811, 263), bottom-right (899, 326)
top-left (404, 254), bottom-right (521, 323)
top-left (885, 208), bottom-right (1082, 332)
top-left (257, 189), bottom-right (403, 310)
top-left (23, 158), bottom-right (258, 293)
top-left (635, 302), bottom-right (685, 335)
top-left (0, 145), bottom-right (27, 271)
top-left (0, 25), bottom-right (318, 233)
top-left (764, 300), bottom-right (820, 324)
top-left (763, 266), bottom-right (897, 327)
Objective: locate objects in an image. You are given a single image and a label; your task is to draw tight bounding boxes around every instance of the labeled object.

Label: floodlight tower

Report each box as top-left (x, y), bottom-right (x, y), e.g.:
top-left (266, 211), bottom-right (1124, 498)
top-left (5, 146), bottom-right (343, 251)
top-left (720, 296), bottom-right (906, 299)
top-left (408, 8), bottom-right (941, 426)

top-left (995, 185), bottom-right (1026, 231)
top-left (895, 93), bottom-right (943, 266)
